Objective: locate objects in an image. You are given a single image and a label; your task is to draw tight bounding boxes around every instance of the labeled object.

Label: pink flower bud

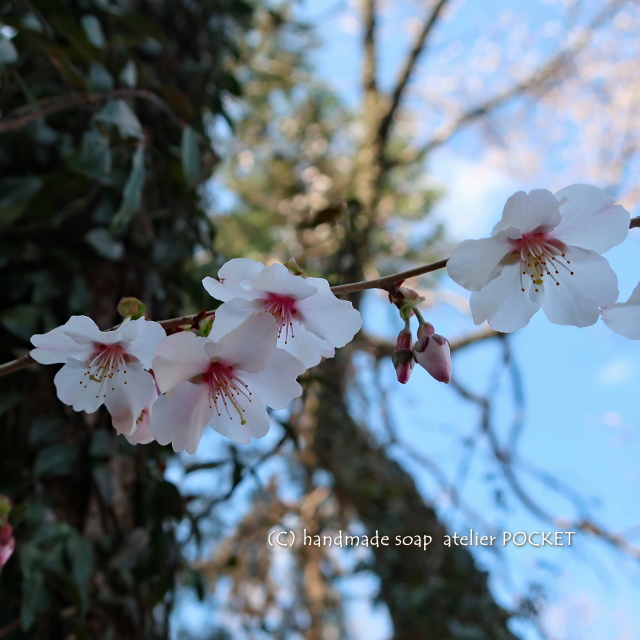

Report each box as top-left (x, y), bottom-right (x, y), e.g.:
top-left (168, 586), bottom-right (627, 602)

top-left (417, 322), bottom-right (435, 341)
top-left (0, 523), bottom-right (15, 567)
top-left (392, 328), bottom-right (414, 384)
top-left (413, 334), bottom-right (452, 384)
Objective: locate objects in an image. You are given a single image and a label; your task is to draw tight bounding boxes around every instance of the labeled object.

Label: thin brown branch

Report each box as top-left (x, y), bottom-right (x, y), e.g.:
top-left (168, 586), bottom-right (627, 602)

top-left (0, 88), bottom-right (185, 135)
top-left (362, 0), bottom-right (378, 96)
top-left (330, 258), bottom-right (448, 294)
top-left (378, 0), bottom-right (450, 145)
top-left (1, 210), bottom-right (638, 379)
top-left (0, 311), bottom-right (215, 378)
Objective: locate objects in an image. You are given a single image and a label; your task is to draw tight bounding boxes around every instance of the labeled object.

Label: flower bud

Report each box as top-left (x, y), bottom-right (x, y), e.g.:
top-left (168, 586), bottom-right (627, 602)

top-left (417, 322), bottom-right (435, 341)
top-left (392, 328), bottom-right (414, 384)
top-left (117, 297), bottom-right (146, 320)
top-left (413, 333), bottom-right (452, 384)
top-left (0, 523), bottom-right (15, 567)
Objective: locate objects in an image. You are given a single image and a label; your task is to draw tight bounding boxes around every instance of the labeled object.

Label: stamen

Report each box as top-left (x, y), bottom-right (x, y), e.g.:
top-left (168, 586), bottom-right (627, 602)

top-left (83, 344), bottom-right (128, 397)
top-left (200, 362), bottom-right (252, 425)
top-left (262, 293), bottom-right (298, 343)
top-left (512, 232), bottom-right (574, 293)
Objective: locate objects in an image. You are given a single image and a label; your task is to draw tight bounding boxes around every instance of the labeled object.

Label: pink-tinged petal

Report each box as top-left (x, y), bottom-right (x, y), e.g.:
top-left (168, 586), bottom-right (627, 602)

top-left (241, 349), bottom-right (305, 409)
top-left (203, 258), bottom-right (264, 301)
top-left (253, 263), bottom-right (316, 299)
top-left (276, 321), bottom-right (333, 368)
top-left (207, 298), bottom-right (262, 342)
top-left (124, 388), bottom-right (158, 444)
top-left (0, 525), bottom-right (14, 567)
top-left (150, 381), bottom-right (214, 454)
top-left (601, 302), bottom-right (640, 340)
top-left (121, 318), bottom-right (166, 368)
top-left (152, 332), bottom-right (211, 393)
top-left (210, 393), bottom-right (271, 444)
top-left (30, 316), bottom-right (100, 364)
top-left (53, 359), bottom-right (104, 413)
top-left (626, 281), bottom-right (640, 304)
top-left (553, 184), bottom-right (630, 254)
top-left (447, 236), bottom-right (514, 291)
top-left (105, 366), bottom-right (156, 436)
top-left (296, 277), bottom-right (362, 347)
top-left (210, 313), bottom-right (278, 373)
top-left (470, 262), bottom-right (540, 332)
top-left (414, 334), bottom-right (451, 384)
top-left (537, 247), bottom-right (618, 327)
top-left (492, 189), bottom-right (562, 236)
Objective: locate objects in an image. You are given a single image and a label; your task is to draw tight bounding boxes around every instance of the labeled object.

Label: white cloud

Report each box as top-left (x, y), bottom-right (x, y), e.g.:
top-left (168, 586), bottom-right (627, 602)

top-left (597, 358), bottom-right (636, 386)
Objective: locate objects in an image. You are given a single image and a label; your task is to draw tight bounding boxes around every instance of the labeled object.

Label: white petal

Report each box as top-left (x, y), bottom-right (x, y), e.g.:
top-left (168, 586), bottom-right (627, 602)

top-left (492, 189), bottom-right (561, 236)
top-left (276, 321), bottom-right (333, 368)
top-left (296, 277), bottom-right (362, 347)
top-left (602, 303), bottom-right (640, 340)
top-left (152, 332), bottom-right (211, 393)
top-left (105, 367), bottom-right (156, 436)
top-left (447, 236), bottom-right (514, 291)
top-left (150, 381), bottom-right (214, 454)
top-left (120, 318), bottom-right (166, 368)
top-left (253, 263), bottom-right (317, 299)
top-left (210, 393), bottom-right (271, 444)
top-left (241, 348), bottom-right (305, 409)
top-left (211, 313), bottom-right (278, 373)
top-left (626, 281), bottom-right (640, 304)
top-left (30, 316), bottom-right (100, 364)
top-left (207, 298), bottom-right (261, 341)
top-left (203, 258), bottom-right (264, 301)
top-left (470, 262), bottom-right (540, 332)
top-left (553, 184), bottom-right (630, 254)
top-left (53, 359), bottom-right (104, 413)
top-left (538, 247), bottom-right (618, 327)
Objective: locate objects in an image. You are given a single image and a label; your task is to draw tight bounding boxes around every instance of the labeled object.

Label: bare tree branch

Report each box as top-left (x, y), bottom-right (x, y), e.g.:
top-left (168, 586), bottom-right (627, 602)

top-left (0, 88), bottom-right (186, 135)
top-left (378, 0), bottom-right (450, 145)
top-left (395, 0), bottom-right (627, 164)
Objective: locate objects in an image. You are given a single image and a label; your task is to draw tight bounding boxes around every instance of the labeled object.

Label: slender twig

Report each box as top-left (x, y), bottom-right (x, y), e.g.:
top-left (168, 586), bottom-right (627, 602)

top-left (2, 214), bottom-right (639, 379)
top-left (378, 0), bottom-right (450, 145)
top-left (0, 88), bottom-right (186, 135)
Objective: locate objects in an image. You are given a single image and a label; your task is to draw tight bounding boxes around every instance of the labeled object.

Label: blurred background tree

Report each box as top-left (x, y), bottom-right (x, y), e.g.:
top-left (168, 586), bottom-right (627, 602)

top-left (2, 0), bottom-right (639, 639)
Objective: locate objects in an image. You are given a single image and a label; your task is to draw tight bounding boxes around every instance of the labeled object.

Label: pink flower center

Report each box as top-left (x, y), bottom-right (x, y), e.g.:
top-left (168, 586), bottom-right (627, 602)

top-left (511, 231), bottom-right (573, 293)
top-left (201, 361), bottom-right (252, 425)
top-left (81, 344), bottom-right (129, 399)
top-left (262, 293), bottom-right (298, 343)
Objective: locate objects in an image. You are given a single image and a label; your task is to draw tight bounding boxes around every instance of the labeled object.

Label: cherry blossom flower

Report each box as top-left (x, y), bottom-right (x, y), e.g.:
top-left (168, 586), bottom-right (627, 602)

top-left (30, 316), bottom-right (166, 436)
top-left (150, 313), bottom-right (304, 453)
top-left (202, 259), bottom-right (362, 368)
top-left (123, 383), bottom-right (158, 445)
top-left (447, 185), bottom-right (629, 332)
top-left (601, 282), bottom-right (640, 339)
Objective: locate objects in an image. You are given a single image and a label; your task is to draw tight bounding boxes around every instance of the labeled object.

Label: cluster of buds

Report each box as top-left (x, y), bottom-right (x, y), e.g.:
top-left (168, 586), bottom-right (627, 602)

top-left (0, 496), bottom-right (14, 569)
top-left (387, 283), bottom-right (451, 385)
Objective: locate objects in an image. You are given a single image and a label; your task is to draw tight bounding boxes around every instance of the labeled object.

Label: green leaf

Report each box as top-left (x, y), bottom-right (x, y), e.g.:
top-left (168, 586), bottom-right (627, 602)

top-left (0, 34), bottom-right (18, 67)
top-left (81, 15), bottom-right (106, 48)
top-left (0, 304), bottom-right (40, 341)
top-left (181, 125), bottom-right (200, 187)
top-left (0, 391), bottom-right (23, 418)
top-left (94, 100), bottom-right (144, 139)
top-left (34, 443), bottom-right (79, 477)
top-left (85, 227), bottom-right (124, 260)
top-left (20, 571), bottom-right (51, 631)
top-left (0, 177), bottom-right (43, 228)
top-left (88, 62), bottom-right (114, 92)
top-left (119, 60), bottom-right (137, 87)
top-left (67, 129), bottom-right (112, 181)
top-left (29, 415), bottom-right (65, 447)
top-left (49, 15), bottom-right (100, 61)
top-left (111, 143), bottom-right (146, 230)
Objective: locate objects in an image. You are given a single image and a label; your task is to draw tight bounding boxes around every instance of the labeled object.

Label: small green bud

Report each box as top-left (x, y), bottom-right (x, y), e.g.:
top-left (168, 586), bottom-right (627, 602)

top-left (117, 297), bottom-right (146, 320)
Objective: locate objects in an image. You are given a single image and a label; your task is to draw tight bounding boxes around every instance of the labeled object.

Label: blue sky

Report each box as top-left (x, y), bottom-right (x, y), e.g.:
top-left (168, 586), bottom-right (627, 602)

top-left (293, 1), bottom-right (640, 638)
